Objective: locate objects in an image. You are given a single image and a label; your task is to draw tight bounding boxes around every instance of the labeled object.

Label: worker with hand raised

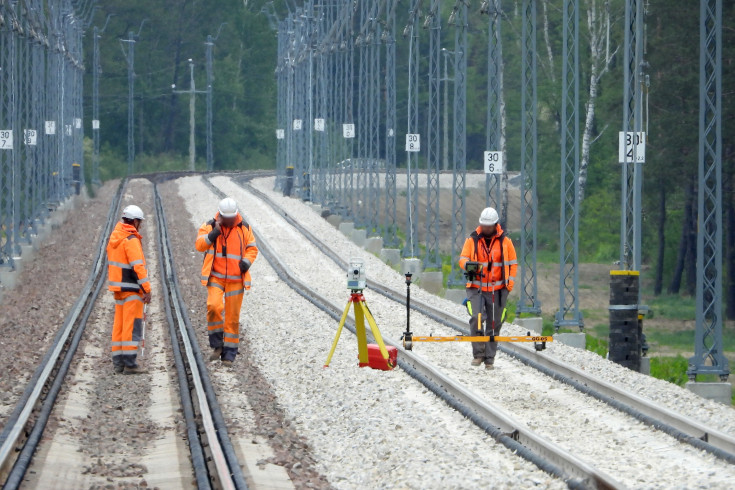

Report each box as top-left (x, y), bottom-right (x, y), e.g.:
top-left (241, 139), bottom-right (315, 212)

top-left (195, 197), bottom-right (258, 366)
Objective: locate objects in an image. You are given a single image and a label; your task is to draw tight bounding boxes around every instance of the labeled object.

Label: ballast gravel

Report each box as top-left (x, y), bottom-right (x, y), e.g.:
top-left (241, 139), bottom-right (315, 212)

top-left (0, 181), bottom-right (119, 427)
top-left (249, 175), bottom-right (735, 436)
top-left (178, 175), bottom-right (565, 489)
top-left (206, 174), bottom-right (735, 488)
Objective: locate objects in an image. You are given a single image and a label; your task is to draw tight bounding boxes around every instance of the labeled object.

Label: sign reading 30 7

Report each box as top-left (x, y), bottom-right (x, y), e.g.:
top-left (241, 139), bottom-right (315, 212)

top-left (0, 130), bottom-right (13, 150)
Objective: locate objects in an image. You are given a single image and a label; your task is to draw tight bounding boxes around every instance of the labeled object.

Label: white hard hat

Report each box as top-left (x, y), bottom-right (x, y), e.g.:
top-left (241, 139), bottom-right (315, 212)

top-left (122, 205), bottom-right (145, 221)
top-left (479, 207), bottom-right (499, 226)
top-left (218, 197), bottom-right (238, 218)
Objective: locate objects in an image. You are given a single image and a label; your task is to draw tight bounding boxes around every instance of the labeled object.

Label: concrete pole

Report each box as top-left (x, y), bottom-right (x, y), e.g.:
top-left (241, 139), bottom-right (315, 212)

top-left (188, 60), bottom-right (196, 171)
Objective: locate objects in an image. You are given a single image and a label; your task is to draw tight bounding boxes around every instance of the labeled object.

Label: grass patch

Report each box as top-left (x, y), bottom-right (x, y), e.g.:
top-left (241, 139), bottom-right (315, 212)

top-left (650, 355), bottom-right (690, 386)
top-left (645, 329), bottom-right (735, 352)
top-left (644, 294), bottom-right (696, 321)
top-left (586, 334), bottom-right (609, 358)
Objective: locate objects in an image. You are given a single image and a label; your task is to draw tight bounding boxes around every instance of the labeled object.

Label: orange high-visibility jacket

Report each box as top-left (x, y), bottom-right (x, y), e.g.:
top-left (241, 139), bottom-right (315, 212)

top-left (106, 222), bottom-right (152, 294)
top-left (196, 212), bottom-right (258, 289)
top-left (458, 224), bottom-right (517, 292)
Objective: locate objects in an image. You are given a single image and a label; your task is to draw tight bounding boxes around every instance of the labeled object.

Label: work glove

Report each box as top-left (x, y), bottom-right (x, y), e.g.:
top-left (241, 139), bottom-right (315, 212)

top-left (207, 223), bottom-right (221, 244)
top-left (142, 291), bottom-right (152, 304)
top-left (463, 298), bottom-right (473, 317)
top-left (506, 281), bottom-right (514, 293)
top-left (239, 260), bottom-right (251, 274)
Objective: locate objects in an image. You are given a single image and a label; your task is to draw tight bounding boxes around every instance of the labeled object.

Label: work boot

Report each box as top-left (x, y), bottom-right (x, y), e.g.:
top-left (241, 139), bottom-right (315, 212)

top-left (123, 366), bottom-right (148, 375)
top-left (209, 347), bottom-right (223, 361)
top-left (221, 359), bottom-right (233, 367)
top-left (114, 364), bottom-right (124, 374)
top-left (485, 361), bottom-right (495, 370)
top-left (471, 358), bottom-right (483, 367)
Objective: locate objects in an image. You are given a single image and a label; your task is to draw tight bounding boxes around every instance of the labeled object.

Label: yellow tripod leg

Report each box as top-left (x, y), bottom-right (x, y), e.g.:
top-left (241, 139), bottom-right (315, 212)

top-left (324, 300), bottom-right (353, 367)
top-left (361, 301), bottom-right (390, 361)
top-left (354, 301), bottom-right (369, 365)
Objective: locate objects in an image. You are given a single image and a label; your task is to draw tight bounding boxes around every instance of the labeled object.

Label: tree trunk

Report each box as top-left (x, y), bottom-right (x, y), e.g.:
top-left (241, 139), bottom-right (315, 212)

top-left (579, 70), bottom-right (598, 201)
top-left (232, 42), bottom-right (245, 112)
top-left (541, 0), bottom-right (556, 82)
top-left (669, 183), bottom-right (694, 294)
top-left (654, 186), bottom-right (666, 295)
top-left (579, 0), bottom-right (615, 201)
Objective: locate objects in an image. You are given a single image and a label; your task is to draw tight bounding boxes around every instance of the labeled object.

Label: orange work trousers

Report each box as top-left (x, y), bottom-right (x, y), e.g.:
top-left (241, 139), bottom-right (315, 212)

top-left (206, 277), bottom-right (244, 361)
top-left (112, 291), bottom-right (144, 368)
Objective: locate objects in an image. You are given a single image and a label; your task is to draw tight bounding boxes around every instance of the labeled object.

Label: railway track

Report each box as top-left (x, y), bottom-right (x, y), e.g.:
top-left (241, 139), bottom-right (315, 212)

top-left (202, 175), bottom-right (621, 490)
top-left (0, 180), bottom-right (126, 487)
top-left (0, 178), bottom-right (249, 489)
top-left (152, 183), bottom-right (248, 489)
top-left (235, 175), bottom-right (735, 465)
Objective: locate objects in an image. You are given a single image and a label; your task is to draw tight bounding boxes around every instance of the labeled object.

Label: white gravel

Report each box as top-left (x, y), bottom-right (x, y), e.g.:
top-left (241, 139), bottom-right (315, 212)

top-left (203, 174), bottom-right (735, 488)
top-left (177, 176), bottom-right (564, 489)
top-left (251, 175), bottom-right (735, 436)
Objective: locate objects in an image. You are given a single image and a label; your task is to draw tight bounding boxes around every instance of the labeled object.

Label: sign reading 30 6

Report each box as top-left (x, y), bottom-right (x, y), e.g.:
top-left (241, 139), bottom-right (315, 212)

top-left (484, 151), bottom-right (503, 174)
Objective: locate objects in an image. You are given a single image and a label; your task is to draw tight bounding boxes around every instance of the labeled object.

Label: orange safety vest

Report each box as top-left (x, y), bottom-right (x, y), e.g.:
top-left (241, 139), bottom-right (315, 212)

top-left (458, 224), bottom-right (517, 292)
top-left (195, 212), bottom-right (258, 289)
top-left (106, 222), bottom-right (151, 293)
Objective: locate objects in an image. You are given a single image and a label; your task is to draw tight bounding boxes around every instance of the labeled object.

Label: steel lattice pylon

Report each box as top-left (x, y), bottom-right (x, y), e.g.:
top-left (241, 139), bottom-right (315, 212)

top-left (122, 31), bottom-right (136, 175)
top-left (315, 14), bottom-right (328, 207)
top-left (555, 0), bottom-right (583, 331)
top-left (1, 4), bottom-right (20, 262)
top-left (447, 1), bottom-right (467, 287)
top-left (355, 0), bottom-right (369, 224)
top-left (205, 35), bottom-right (215, 172)
top-left (484, 0), bottom-right (503, 214)
top-left (517, 0), bottom-right (541, 316)
top-left (424, 0), bottom-right (441, 269)
top-left (344, 8), bottom-right (355, 219)
top-left (92, 25), bottom-right (101, 185)
top-left (0, 1), bottom-right (86, 277)
top-left (620, 0), bottom-right (644, 272)
top-left (403, 0), bottom-right (422, 258)
top-left (383, 0), bottom-right (398, 247)
top-left (275, 27), bottom-right (286, 190)
top-left (690, 0), bottom-right (728, 381)
top-left (367, 7), bottom-right (382, 236)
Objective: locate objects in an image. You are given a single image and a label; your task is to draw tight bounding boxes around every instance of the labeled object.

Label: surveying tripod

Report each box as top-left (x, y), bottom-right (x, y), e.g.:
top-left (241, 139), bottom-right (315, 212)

top-left (324, 290), bottom-right (392, 368)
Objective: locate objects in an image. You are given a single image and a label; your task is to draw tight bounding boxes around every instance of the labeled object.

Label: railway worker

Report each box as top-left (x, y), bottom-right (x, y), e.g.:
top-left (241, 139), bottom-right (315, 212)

top-left (195, 197), bottom-right (258, 366)
top-left (106, 204), bottom-right (152, 375)
top-left (458, 207), bottom-right (517, 370)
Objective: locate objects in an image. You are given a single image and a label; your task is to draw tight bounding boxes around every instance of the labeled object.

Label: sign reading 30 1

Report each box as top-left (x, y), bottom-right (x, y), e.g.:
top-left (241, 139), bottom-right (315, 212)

top-left (484, 151), bottom-right (503, 174)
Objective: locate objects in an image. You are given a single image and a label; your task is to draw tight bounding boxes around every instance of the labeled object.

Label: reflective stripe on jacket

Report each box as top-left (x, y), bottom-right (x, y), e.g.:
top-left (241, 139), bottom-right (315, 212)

top-left (106, 222), bottom-right (151, 293)
top-left (195, 212), bottom-right (258, 289)
top-left (458, 224), bottom-right (517, 292)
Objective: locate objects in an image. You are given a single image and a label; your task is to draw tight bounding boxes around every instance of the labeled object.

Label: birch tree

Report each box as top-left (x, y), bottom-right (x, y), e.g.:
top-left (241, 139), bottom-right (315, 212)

top-left (579, 0), bottom-right (618, 200)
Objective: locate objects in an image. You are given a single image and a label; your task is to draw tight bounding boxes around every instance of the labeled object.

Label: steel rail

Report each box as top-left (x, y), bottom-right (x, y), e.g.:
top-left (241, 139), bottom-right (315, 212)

top-left (0, 180), bottom-right (126, 487)
top-left (203, 175), bottom-right (622, 490)
top-left (237, 176), bottom-right (735, 465)
top-left (153, 184), bottom-right (248, 490)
